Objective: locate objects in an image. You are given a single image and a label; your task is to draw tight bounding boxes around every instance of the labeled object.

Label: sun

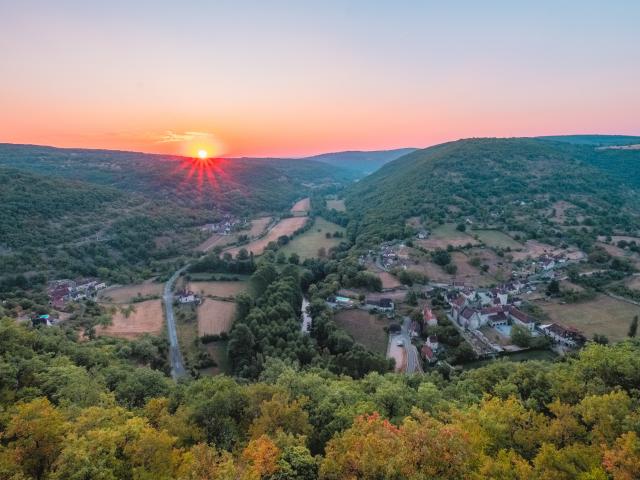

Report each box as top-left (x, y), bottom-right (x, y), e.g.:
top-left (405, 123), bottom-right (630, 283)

top-left (197, 149), bottom-right (208, 160)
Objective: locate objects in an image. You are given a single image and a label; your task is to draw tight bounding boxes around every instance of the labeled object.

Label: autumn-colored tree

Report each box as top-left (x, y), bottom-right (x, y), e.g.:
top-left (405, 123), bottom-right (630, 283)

top-left (479, 449), bottom-right (533, 480)
top-left (178, 443), bottom-right (237, 480)
top-left (248, 394), bottom-right (312, 440)
top-left (603, 432), bottom-right (640, 480)
top-left (320, 413), bottom-right (404, 480)
top-left (241, 435), bottom-right (281, 480)
top-left (1, 398), bottom-right (68, 480)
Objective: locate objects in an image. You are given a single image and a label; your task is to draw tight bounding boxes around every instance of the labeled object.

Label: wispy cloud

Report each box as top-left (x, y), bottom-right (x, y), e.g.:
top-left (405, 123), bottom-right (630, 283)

top-left (156, 131), bottom-right (215, 143)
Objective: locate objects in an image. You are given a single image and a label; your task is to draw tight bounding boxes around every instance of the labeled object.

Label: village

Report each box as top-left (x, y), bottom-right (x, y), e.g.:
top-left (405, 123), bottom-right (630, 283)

top-left (333, 235), bottom-right (591, 371)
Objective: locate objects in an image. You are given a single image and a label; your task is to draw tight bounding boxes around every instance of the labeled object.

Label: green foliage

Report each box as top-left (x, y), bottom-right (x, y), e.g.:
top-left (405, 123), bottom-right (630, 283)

top-left (345, 138), bottom-right (640, 247)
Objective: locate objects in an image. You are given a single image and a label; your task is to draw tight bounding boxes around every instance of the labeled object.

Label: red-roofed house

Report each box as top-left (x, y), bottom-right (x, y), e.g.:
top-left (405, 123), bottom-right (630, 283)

top-left (507, 306), bottom-right (536, 331)
top-left (422, 306), bottom-right (438, 327)
top-left (421, 344), bottom-right (436, 363)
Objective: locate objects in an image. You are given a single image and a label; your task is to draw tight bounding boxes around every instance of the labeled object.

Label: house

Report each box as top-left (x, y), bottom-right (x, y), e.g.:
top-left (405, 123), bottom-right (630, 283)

top-left (487, 311), bottom-right (509, 327)
top-left (31, 314), bottom-right (54, 327)
top-left (365, 297), bottom-right (394, 312)
top-left (177, 290), bottom-right (199, 304)
top-left (490, 288), bottom-right (509, 306)
top-left (422, 306), bottom-right (438, 327)
top-left (417, 230), bottom-right (430, 240)
top-left (426, 335), bottom-right (439, 352)
top-left (479, 306), bottom-right (503, 325)
top-left (539, 257), bottom-right (556, 271)
top-left (507, 306), bottom-right (536, 331)
top-left (539, 323), bottom-right (585, 348)
top-left (450, 295), bottom-right (468, 322)
top-left (458, 307), bottom-right (481, 330)
top-left (421, 344), bottom-right (436, 363)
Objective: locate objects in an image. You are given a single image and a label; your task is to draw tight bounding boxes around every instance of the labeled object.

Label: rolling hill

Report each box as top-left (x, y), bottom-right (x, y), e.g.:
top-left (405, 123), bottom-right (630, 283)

top-left (304, 148), bottom-right (417, 175)
top-left (0, 144), bottom-right (356, 214)
top-left (0, 143), bottom-right (355, 283)
top-left (345, 137), bottom-right (640, 246)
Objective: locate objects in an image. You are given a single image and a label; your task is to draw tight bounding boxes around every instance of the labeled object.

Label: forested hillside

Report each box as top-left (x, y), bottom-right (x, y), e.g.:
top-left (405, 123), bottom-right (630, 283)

top-left (0, 144), bottom-right (355, 214)
top-left (0, 144), bottom-right (355, 285)
top-left (1, 314), bottom-right (639, 478)
top-left (345, 138), bottom-right (640, 246)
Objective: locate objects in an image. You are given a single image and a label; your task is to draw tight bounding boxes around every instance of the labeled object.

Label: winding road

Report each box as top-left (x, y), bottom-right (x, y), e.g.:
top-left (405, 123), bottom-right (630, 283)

top-left (164, 266), bottom-right (188, 379)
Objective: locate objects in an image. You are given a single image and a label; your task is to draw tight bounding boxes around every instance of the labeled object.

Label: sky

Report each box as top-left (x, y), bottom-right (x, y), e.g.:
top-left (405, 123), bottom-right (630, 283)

top-left (1, 0), bottom-right (639, 158)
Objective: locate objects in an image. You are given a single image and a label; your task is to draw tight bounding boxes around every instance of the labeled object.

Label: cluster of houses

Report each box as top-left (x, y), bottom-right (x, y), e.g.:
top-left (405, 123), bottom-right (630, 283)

top-left (445, 281), bottom-right (585, 349)
top-left (200, 215), bottom-right (246, 236)
top-left (48, 278), bottom-right (107, 309)
top-left (176, 289), bottom-right (202, 305)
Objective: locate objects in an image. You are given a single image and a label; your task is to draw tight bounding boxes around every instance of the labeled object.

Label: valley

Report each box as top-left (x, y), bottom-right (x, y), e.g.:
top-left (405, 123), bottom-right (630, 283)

top-left (3, 136), bottom-right (640, 478)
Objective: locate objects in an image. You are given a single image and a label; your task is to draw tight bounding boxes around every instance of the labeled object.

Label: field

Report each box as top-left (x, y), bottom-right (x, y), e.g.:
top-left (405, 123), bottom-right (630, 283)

top-left (291, 197), bottom-right (311, 214)
top-left (333, 309), bottom-right (389, 355)
top-left (197, 299), bottom-right (237, 336)
top-left (377, 271), bottom-right (402, 290)
top-left (537, 295), bottom-right (640, 342)
top-left (279, 217), bottom-right (345, 260)
top-left (188, 280), bottom-right (246, 298)
top-left (473, 230), bottom-right (522, 249)
top-left (326, 199), bottom-right (346, 211)
top-left (98, 282), bottom-right (163, 304)
top-left (247, 216), bottom-right (272, 237)
top-left (407, 250), bottom-right (501, 287)
top-left (196, 233), bottom-right (236, 252)
top-left (509, 240), bottom-right (584, 262)
top-left (416, 223), bottom-right (480, 250)
top-left (96, 299), bottom-right (163, 339)
top-left (626, 276), bottom-right (640, 291)
top-left (225, 216), bottom-right (308, 257)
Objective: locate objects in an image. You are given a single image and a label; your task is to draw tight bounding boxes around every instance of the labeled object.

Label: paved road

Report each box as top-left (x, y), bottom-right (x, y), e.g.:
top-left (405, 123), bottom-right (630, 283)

top-left (164, 266), bottom-right (188, 379)
top-left (387, 317), bottom-right (423, 374)
top-left (401, 316), bottom-right (423, 374)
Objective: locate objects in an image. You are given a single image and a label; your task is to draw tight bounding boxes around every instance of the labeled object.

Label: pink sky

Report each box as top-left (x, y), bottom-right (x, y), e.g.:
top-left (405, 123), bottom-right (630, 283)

top-left (1, 1), bottom-right (638, 158)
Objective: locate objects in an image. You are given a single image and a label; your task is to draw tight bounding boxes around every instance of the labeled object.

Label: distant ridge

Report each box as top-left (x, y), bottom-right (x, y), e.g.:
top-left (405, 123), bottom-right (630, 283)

top-left (538, 134), bottom-right (640, 146)
top-left (303, 148), bottom-right (418, 175)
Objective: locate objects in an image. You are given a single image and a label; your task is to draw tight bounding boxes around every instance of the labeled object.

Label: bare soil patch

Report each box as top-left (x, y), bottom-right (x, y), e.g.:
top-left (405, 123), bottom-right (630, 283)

top-left (96, 300), bottom-right (163, 339)
top-left (197, 299), bottom-right (237, 336)
top-left (226, 217), bottom-right (308, 257)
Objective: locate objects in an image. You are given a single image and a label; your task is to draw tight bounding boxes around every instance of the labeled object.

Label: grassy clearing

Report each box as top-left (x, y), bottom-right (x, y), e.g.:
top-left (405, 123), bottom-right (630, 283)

top-left (473, 229), bottom-right (522, 249)
top-left (98, 283), bottom-right (163, 304)
top-left (200, 341), bottom-right (231, 376)
top-left (280, 217), bottom-right (345, 260)
top-left (537, 294), bottom-right (640, 342)
top-left (334, 309), bottom-right (389, 355)
top-left (326, 199), bottom-right (346, 211)
top-left (417, 223), bottom-right (480, 250)
top-left (188, 280), bottom-right (246, 298)
top-left (96, 299), bottom-right (164, 339)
